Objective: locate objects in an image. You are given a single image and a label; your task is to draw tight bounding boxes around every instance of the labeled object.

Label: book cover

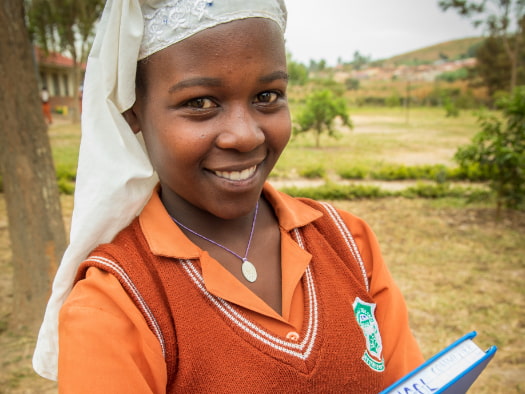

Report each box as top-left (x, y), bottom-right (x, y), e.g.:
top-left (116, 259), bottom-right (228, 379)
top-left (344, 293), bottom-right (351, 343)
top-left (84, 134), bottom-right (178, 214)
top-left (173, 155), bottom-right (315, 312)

top-left (380, 331), bottom-right (497, 394)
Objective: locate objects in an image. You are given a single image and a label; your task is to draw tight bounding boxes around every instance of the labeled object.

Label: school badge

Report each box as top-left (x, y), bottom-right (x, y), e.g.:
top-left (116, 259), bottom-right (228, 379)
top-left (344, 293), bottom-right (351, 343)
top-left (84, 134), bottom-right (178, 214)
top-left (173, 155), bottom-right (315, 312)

top-left (353, 297), bottom-right (385, 372)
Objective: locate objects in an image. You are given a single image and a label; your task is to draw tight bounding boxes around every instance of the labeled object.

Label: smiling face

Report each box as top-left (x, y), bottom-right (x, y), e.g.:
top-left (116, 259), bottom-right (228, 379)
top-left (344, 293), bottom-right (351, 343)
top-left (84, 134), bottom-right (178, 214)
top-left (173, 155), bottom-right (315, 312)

top-left (128, 18), bottom-right (291, 221)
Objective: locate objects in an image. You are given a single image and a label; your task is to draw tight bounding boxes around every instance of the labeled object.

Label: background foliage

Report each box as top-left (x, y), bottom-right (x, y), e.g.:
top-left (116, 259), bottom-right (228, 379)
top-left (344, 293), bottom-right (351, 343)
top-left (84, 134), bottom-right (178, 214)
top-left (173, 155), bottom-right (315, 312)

top-left (455, 87), bottom-right (525, 210)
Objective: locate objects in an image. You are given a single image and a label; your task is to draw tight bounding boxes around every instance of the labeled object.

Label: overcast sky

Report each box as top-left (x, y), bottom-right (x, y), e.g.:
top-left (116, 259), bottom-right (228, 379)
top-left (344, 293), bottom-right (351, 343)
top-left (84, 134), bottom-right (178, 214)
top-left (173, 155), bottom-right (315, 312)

top-left (284, 0), bottom-right (483, 65)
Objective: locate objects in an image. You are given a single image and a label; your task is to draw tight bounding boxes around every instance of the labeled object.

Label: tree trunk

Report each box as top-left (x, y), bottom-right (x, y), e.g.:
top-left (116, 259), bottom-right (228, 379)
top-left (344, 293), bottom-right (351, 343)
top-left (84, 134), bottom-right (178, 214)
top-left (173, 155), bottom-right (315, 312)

top-left (71, 61), bottom-right (82, 123)
top-left (0, 0), bottom-right (67, 331)
top-left (501, 35), bottom-right (518, 92)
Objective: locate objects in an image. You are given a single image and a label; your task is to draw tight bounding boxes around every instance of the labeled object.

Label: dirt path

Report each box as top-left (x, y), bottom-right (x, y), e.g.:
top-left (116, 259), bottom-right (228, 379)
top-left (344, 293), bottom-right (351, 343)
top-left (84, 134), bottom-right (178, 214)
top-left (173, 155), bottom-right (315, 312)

top-left (270, 177), bottom-right (486, 192)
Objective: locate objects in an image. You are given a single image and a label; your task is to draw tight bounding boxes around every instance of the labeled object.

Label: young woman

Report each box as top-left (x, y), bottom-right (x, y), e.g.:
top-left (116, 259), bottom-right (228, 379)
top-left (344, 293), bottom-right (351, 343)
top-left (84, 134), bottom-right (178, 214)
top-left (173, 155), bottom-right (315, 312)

top-left (33, 0), bottom-right (423, 392)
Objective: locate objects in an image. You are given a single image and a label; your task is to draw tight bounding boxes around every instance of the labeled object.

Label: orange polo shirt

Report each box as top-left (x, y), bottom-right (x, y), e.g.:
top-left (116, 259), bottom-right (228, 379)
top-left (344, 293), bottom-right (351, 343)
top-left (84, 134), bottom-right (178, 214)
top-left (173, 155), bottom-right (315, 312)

top-left (58, 183), bottom-right (423, 393)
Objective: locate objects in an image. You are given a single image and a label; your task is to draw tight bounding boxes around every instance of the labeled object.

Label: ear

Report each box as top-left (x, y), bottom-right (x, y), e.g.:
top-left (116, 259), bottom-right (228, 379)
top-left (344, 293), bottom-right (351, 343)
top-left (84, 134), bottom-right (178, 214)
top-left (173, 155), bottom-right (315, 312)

top-left (122, 107), bottom-right (141, 134)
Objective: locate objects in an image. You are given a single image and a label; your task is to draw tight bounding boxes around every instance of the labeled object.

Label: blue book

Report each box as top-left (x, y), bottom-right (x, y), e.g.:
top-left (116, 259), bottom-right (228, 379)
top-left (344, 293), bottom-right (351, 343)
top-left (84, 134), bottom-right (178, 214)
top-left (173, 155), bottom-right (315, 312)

top-left (380, 332), bottom-right (497, 394)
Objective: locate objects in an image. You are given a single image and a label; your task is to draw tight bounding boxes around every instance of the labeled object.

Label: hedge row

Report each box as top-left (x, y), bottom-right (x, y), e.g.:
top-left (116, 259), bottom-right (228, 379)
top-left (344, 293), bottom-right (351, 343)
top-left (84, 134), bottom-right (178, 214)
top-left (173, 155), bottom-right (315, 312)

top-left (337, 163), bottom-right (488, 182)
top-left (281, 182), bottom-right (491, 202)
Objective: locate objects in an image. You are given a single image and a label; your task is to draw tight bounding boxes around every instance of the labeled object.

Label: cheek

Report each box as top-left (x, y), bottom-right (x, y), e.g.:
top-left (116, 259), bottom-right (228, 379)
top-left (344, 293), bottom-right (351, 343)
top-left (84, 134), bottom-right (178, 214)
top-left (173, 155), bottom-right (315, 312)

top-left (141, 122), bottom-right (180, 173)
top-left (142, 119), bottom-right (213, 175)
top-left (270, 112), bottom-right (292, 153)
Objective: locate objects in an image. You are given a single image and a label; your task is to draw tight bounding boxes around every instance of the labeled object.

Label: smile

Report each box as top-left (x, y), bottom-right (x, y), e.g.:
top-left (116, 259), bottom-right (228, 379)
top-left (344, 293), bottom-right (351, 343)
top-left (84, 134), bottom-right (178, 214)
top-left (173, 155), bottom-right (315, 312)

top-left (213, 165), bottom-right (257, 181)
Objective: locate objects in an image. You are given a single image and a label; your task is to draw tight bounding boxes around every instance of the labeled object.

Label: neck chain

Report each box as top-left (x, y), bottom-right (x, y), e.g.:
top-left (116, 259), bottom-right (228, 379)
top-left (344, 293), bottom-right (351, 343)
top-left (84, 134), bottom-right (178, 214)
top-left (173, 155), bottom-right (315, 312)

top-left (171, 201), bottom-right (259, 283)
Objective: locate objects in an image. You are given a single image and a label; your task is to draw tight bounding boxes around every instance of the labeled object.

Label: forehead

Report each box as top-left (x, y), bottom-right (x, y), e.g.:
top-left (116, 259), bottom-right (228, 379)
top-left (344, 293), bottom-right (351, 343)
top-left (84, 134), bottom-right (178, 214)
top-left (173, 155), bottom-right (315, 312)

top-left (140, 18), bottom-right (286, 83)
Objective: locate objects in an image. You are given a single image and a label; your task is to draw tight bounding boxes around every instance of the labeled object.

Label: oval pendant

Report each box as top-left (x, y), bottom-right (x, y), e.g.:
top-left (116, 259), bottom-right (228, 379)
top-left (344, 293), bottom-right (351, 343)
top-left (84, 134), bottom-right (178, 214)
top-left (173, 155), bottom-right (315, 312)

top-left (241, 260), bottom-right (257, 283)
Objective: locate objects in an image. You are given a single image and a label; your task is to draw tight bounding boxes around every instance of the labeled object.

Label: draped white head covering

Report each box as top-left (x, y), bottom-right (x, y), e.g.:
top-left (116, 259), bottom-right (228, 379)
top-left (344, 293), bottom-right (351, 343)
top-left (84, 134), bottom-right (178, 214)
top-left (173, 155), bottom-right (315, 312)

top-left (33, 0), bottom-right (286, 380)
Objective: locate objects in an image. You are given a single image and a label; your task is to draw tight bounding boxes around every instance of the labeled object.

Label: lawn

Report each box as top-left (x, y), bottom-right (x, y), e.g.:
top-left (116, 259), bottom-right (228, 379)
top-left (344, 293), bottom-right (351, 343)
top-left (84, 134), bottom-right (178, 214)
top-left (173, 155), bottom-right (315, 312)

top-left (275, 106), bottom-right (483, 178)
top-left (0, 107), bottom-right (523, 392)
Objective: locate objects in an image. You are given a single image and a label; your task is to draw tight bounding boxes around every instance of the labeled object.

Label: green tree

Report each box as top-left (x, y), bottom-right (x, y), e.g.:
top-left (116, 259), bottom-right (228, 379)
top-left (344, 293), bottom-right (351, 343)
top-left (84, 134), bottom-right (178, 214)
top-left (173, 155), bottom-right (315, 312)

top-left (311, 78), bottom-right (346, 97)
top-left (26, 0), bottom-right (105, 122)
top-left (294, 89), bottom-right (353, 148)
top-left (474, 34), bottom-right (525, 97)
top-left (454, 87), bottom-right (525, 211)
top-left (287, 54), bottom-right (309, 85)
top-left (439, 0), bottom-right (525, 92)
top-left (345, 77), bottom-right (360, 91)
top-left (351, 51), bottom-right (370, 70)
top-left (309, 59), bottom-right (327, 72)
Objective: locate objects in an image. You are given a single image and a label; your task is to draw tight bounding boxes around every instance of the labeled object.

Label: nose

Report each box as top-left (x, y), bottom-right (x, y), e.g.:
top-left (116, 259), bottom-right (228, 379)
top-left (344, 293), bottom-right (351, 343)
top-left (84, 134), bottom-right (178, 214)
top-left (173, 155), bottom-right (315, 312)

top-left (215, 105), bottom-right (265, 152)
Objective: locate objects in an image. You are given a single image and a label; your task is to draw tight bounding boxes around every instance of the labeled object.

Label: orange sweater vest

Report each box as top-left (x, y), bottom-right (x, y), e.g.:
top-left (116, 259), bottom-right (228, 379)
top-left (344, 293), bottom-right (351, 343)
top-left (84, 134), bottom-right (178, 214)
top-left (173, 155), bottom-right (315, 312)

top-left (76, 199), bottom-right (385, 393)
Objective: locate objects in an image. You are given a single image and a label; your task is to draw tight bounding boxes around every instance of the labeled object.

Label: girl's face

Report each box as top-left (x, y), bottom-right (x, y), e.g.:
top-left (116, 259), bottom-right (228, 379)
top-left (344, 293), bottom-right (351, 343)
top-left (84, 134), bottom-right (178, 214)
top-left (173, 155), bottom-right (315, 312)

top-left (128, 18), bottom-right (290, 221)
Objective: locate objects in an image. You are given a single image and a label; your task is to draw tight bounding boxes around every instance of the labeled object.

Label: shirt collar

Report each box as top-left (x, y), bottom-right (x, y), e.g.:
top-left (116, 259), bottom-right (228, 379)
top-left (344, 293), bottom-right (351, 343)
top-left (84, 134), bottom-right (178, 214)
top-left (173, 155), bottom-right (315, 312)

top-left (139, 182), bottom-right (322, 258)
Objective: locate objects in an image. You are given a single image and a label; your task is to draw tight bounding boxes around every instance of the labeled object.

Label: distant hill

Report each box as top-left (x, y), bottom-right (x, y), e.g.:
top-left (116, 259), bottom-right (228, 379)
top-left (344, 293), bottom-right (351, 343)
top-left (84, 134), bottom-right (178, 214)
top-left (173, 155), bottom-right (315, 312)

top-left (381, 37), bottom-right (485, 66)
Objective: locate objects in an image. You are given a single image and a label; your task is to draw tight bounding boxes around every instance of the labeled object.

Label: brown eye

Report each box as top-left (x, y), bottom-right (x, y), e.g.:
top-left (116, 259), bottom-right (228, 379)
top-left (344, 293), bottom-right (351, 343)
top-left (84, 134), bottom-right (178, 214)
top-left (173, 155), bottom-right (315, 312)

top-left (186, 98), bottom-right (216, 109)
top-left (255, 91), bottom-right (279, 104)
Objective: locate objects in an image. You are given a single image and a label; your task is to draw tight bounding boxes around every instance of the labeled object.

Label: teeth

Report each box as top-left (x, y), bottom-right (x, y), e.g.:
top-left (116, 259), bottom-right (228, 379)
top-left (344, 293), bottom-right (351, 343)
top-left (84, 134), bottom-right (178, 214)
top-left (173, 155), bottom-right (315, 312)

top-left (215, 165), bottom-right (257, 181)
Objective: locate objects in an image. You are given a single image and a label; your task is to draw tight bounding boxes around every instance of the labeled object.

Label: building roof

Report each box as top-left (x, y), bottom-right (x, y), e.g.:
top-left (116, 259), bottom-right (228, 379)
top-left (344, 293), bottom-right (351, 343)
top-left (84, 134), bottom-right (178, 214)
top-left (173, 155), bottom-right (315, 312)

top-left (35, 47), bottom-right (86, 69)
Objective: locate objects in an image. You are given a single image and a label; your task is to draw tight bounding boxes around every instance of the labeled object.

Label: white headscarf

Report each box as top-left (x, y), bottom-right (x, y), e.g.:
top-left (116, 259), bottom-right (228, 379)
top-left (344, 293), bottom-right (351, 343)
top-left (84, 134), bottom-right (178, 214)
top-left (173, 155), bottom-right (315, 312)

top-left (33, 0), bottom-right (286, 381)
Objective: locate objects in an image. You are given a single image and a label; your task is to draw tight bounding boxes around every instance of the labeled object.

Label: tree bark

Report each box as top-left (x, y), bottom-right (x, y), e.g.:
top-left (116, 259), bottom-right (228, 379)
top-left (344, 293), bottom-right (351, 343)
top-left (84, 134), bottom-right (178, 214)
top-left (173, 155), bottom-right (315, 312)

top-left (0, 0), bottom-right (67, 331)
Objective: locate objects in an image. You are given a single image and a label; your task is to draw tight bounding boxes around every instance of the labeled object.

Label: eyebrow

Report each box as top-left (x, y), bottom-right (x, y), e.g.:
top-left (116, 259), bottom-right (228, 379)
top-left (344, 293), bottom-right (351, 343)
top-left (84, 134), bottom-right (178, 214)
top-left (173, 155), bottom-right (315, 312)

top-left (259, 70), bottom-right (289, 84)
top-left (167, 71), bottom-right (289, 94)
top-left (168, 77), bottom-right (223, 94)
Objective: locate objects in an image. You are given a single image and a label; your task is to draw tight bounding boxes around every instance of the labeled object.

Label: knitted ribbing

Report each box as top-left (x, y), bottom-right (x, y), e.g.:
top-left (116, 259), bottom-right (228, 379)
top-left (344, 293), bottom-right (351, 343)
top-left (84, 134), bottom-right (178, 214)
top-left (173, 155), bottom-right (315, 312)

top-left (76, 198), bottom-right (385, 393)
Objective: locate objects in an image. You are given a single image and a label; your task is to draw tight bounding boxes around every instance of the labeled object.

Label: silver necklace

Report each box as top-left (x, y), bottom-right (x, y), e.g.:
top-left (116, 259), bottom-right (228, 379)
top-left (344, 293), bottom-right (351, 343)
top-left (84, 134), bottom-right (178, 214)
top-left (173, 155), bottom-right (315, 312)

top-left (171, 201), bottom-right (259, 283)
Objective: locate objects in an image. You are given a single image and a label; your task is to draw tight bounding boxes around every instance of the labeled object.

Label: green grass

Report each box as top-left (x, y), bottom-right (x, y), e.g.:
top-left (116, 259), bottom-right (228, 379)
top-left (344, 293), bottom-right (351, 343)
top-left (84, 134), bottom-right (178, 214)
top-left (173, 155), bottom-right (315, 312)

top-left (47, 122), bottom-right (80, 194)
top-left (333, 198), bottom-right (525, 393)
top-left (276, 106), bottom-right (483, 179)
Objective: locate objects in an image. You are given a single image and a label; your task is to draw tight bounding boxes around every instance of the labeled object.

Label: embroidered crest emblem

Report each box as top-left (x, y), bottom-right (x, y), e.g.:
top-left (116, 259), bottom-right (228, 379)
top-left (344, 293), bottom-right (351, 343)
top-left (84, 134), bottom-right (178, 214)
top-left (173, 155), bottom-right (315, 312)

top-left (353, 297), bottom-right (385, 372)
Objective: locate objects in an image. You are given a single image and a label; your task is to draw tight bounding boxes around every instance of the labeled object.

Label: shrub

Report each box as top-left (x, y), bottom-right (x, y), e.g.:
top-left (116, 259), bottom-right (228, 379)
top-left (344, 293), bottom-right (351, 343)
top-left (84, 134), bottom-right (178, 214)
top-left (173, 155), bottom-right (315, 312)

top-left (449, 163), bottom-right (488, 181)
top-left (454, 87), bottom-right (525, 210)
top-left (369, 164), bottom-right (439, 181)
top-left (370, 164), bottom-right (410, 180)
top-left (345, 78), bottom-right (360, 91)
top-left (53, 165), bottom-right (77, 195)
top-left (281, 183), bottom-right (390, 200)
top-left (337, 167), bottom-right (368, 180)
top-left (355, 96), bottom-right (387, 107)
top-left (288, 59), bottom-right (309, 86)
top-left (279, 182), bottom-right (491, 203)
top-left (401, 182), bottom-right (492, 200)
top-left (443, 97), bottom-right (460, 117)
top-left (57, 178), bottom-right (75, 195)
top-left (300, 165), bottom-right (326, 179)
top-left (386, 93), bottom-right (402, 107)
top-left (368, 164), bottom-right (483, 182)
top-left (401, 183), bottom-right (456, 199)
top-left (56, 166), bottom-right (77, 182)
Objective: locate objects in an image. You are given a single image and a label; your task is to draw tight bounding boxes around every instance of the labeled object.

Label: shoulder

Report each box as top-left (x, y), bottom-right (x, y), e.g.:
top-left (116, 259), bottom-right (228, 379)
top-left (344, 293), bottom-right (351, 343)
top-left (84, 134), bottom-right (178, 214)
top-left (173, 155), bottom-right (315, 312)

top-left (59, 266), bottom-right (167, 391)
top-left (60, 267), bottom-right (138, 321)
top-left (73, 216), bottom-right (150, 290)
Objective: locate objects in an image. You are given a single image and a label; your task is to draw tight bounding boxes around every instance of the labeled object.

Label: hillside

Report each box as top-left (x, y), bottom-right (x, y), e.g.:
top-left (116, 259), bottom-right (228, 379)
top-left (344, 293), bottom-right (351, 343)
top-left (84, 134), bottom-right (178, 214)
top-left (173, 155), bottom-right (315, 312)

top-left (381, 37), bottom-right (484, 66)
